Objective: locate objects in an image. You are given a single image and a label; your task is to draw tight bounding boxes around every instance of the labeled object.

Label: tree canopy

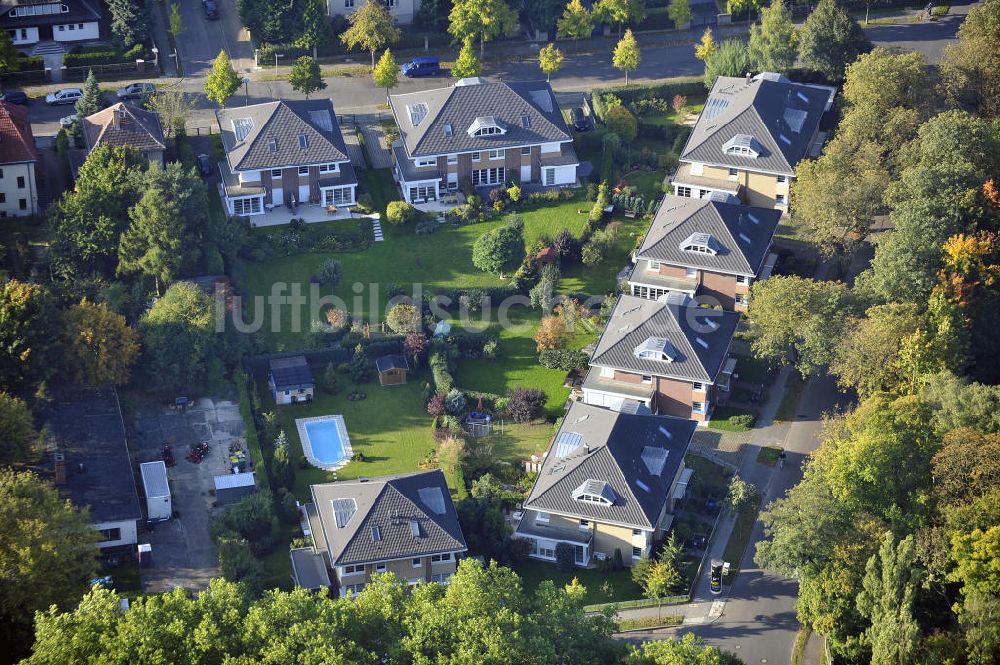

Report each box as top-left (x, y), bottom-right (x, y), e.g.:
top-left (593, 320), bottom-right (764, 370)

top-left (288, 56), bottom-right (326, 98)
top-left (0, 279), bottom-right (60, 391)
top-left (448, 0), bottom-right (518, 59)
top-left (702, 38), bottom-right (750, 90)
top-left (139, 281), bottom-right (220, 393)
top-left (452, 36), bottom-right (482, 78)
top-left (747, 0), bottom-right (796, 72)
top-left (557, 0), bottom-right (595, 47)
top-left (472, 218), bottom-right (526, 277)
top-left (0, 393), bottom-right (36, 465)
top-left (341, 0), bottom-right (402, 69)
top-left (204, 50), bottom-right (241, 107)
top-left (612, 29), bottom-right (641, 86)
top-left (940, 0), bottom-right (1000, 117)
top-left (372, 48), bottom-right (399, 98)
top-left (61, 299), bottom-right (140, 386)
top-left (798, 0), bottom-right (871, 82)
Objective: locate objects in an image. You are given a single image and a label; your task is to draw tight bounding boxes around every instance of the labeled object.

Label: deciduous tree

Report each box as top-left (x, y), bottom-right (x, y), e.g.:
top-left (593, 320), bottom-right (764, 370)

top-left (0, 30), bottom-right (18, 73)
top-left (139, 281), bottom-right (218, 392)
top-left (386, 302), bottom-right (421, 334)
top-left (538, 43), bottom-right (564, 82)
top-left (146, 87), bottom-right (196, 139)
top-left (557, 0), bottom-right (595, 50)
top-left (448, 0), bottom-right (518, 60)
top-left (294, 0), bottom-right (333, 58)
top-left (830, 302), bottom-right (922, 397)
top-left (694, 27), bottom-right (715, 61)
top-left (595, 0), bottom-right (646, 37)
top-left (0, 279), bottom-right (59, 391)
top-left (856, 533), bottom-right (923, 665)
top-left (612, 28), bottom-right (641, 86)
top-left (939, 0), bottom-right (1000, 117)
top-left (288, 55), bottom-right (326, 99)
top-left (451, 36), bottom-right (481, 78)
top-left (702, 38), bottom-right (750, 89)
top-left (798, 0), bottom-right (871, 82)
top-left (204, 50), bottom-right (241, 107)
top-left (747, 0), bottom-right (796, 71)
top-left (668, 0), bottom-right (692, 28)
top-left (372, 48), bottom-right (399, 99)
top-left (62, 299), bottom-right (140, 386)
top-left (106, 0), bottom-right (149, 47)
top-left (472, 218), bottom-right (525, 277)
top-left (0, 393), bottom-right (36, 465)
top-left (341, 0), bottom-right (402, 69)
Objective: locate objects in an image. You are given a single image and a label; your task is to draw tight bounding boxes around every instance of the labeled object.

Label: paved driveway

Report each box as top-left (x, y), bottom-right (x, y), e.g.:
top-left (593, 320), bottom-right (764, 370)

top-left (129, 396), bottom-right (247, 593)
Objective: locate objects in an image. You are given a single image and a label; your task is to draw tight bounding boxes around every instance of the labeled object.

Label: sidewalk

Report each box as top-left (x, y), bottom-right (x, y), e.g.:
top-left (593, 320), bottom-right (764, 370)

top-left (147, 0), bottom-right (178, 77)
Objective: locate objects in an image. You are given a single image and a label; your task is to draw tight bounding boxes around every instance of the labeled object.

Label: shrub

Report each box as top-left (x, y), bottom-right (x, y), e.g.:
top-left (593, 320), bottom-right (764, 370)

top-left (444, 389), bottom-right (467, 414)
top-left (504, 387), bottom-right (547, 423)
top-left (316, 258), bottom-right (343, 287)
top-left (555, 542), bottom-right (576, 572)
top-left (729, 413), bottom-right (755, 429)
top-left (553, 228), bottom-right (582, 264)
top-left (539, 349), bottom-right (590, 371)
top-left (429, 350), bottom-right (454, 394)
top-left (482, 339), bottom-right (500, 359)
top-left (276, 487), bottom-right (299, 523)
top-left (319, 362), bottom-right (339, 394)
top-left (355, 192), bottom-right (375, 214)
top-left (212, 492), bottom-right (278, 556)
top-left (348, 346), bottom-right (373, 383)
top-left (426, 394), bottom-right (446, 416)
top-left (415, 218), bottom-right (440, 235)
top-left (217, 537), bottom-right (264, 593)
top-left (507, 183), bottom-right (521, 203)
top-left (386, 200), bottom-right (419, 225)
top-left (589, 181), bottom-right (610, 224)
top-left (534, 314), bottom-right (568, 351)
top-left (386, 303), bottom-right (422, 334)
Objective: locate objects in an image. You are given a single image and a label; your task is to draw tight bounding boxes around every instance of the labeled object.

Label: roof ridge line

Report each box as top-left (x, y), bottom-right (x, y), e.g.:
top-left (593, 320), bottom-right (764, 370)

top-left (604, 442), bottom-right (652, 528)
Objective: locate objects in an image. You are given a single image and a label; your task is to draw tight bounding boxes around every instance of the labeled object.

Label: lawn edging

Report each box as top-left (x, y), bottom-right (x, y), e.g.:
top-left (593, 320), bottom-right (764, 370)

top-left (617, 615), bottom-right (685, 631)
top-left (583, 594), bottom-right (690, 613)
top-left (721, 496), bottom-right (762, 583)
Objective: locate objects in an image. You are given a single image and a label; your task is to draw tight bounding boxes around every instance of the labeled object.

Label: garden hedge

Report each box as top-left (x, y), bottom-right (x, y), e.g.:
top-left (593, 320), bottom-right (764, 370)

top-left (591, 77), bottom-right (705, 123)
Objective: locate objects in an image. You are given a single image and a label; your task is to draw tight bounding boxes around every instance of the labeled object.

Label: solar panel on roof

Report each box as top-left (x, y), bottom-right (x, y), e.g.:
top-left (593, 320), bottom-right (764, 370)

top-left (703, 97), bottom-right (730, 120)
top-left (309, 110), bottom-right (333, 131)
top-left (554, 431), bottom-right (583, 457)
top-left (407, 103), bottom-right (429, 126)
top-left (418, 486), bottom-right (446, 515)
top-left (641, 446), bottom-right (669, 476)
top-left (331, 498), bottom-right (357, 528)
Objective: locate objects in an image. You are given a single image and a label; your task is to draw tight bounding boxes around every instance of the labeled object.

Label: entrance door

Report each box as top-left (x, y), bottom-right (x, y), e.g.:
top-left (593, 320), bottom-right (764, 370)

top-left (520, 164), bottom-right (531, 182)
top-left (271, 187), bottom-right (283, 206)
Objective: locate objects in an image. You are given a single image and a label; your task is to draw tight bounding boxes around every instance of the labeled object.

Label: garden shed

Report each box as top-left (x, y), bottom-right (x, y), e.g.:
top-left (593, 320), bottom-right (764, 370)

top-left (214, 472), bottom-right (257, 505)
top-left (268, 356), bottom-right (314, 405)
top-left (376, 354), bottom-right (410, 386)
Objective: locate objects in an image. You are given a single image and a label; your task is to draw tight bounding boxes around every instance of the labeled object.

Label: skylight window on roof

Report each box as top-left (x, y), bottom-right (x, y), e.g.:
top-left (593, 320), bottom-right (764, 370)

top-left (407, 103), bottom-right (429, 126)
top-left (699, 316), bottom-right (720, 330)
top-left (680, 232), bottom-right (720, 255)
top-left (572, 479), bottom-right (616, 506)
top-left (520, 114), bottom-right (531, 128)
top-left (695, 337), bottom-right (710, 349)
top-left (779, 133), bottom-right (792, 146)
top-left (331, 498), bottom-right (357, 528)
top-left (658, 425), bottom-right (674, 440)
top-left (418, 486), bottom-right (447, 515)
top-left (298, 134), bottom-right (308, 149)
top-left (554, 431), bottom-right (584, 457)
top-left (783, 107), bottom-right (808, 134)
top-left (636, 479), bottom-right (650, 492)
top-left (641, 446), bottom-right (669, 476)
top-left (747, 212), bottom-right (760, 225)
top-left (703, 97), bottom-right (730, 120)
top-left (410, 520), bottom-right (421, 538)
top-left (738, 231), bottom-right (752, 244)
top-left (444, 123), bottom-right (453, 137)
top-left (268, 137), bottom-right (277, 153)
top-left (796, 91), bottom-right (809, 103)
top-left (233, 118), bottom-right (253, 141)
top-left (371, 525), bottom-right (381, 542)
top-left (309, 110), bottom-right (333, 132)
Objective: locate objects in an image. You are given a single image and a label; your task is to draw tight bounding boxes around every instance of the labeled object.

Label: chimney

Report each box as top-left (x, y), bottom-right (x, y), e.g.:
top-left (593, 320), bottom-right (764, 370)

top-left (112, 106), bottom-right (125, 130)
top-left (53, 452), bottom-right (66, 486)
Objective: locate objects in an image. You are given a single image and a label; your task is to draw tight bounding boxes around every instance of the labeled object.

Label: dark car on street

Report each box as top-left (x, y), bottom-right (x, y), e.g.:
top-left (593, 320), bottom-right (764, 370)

top-left (202, 0), bottom-right (219, 19)
top-left (401, 57), bottom-right (442, 77)
top-left (117, 82), bottom-right (155, 101)
top-left (196, 154), bottom-right (212, 177)
top-left (0, 90), bottom-right (28, 105)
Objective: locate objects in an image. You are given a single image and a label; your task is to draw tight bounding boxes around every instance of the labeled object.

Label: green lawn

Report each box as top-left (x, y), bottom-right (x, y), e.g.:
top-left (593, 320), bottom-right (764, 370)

top-left (774, 373), bottom-right (808, 422)
top-left (560, 213), bottom-right (647, 296)
top-left (622, 169), bottom-right (666, 199)
top-left (511, 559), bottom-right (644, 606)
top-left (722, 497), bottom-right (761, 583)
top-left (756, 445), bottom-right (783, 466)
top-left (241, 177), bottom-right (599, 351)
top-left (708, 406), bottom-right (754, 433)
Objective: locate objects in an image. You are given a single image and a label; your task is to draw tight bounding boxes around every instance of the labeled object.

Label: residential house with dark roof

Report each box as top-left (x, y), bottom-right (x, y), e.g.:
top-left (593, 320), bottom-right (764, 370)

top-left (300, 470), bottom-right (467, 596)
top-left (0, 101), bottom-right (40, 217)
top-left (583, 294), bottom-right (741, 422)
top-left (82, 102), bottom-right (165, 165)
top-left (673, 72), bottom-right (836, 211)
top-left (1, 0), bottom-right (100, 48)
top-left (215, 99), bottom-right (356, 218)
top-left (45, 386), bottom-right (142, 551)
top-left (388, 78), bottom-right (578, 204)
top-left (628, 194), bottom-right (781, 310)
top-left (515, 401), bottom-right (696, 568)
top-left (331, 0), bottom-right (421, 24)
top-left (268, 355), bottom-right (314, 404)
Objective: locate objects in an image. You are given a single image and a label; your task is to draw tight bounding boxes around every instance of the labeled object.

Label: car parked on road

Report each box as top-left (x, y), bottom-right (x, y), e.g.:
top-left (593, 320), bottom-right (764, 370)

top-left (59, 114), bottom-right (78, 128)
top-left (401, 56), bottom-right (441, 78)
top-left (117, 82), bottom-right (155, 100)
top-left (45, 87), bottom-right (83, 106)
top-left (202, 0), bottom-right (218, 19)
top-left (196, 154), bottom-right (212, 177)
top-left (0, 90), bottom-right (28, 105)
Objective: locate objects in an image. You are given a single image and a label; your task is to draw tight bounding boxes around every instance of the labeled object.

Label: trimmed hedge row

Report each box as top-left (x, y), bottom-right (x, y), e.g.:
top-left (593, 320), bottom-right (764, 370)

top-left (592, 77), bottom-right (705, 123)
top-left (63, 44), bottom-right (147, 68)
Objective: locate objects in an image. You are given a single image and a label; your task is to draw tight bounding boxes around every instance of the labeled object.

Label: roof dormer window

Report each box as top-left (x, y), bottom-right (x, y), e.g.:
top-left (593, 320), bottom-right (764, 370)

top-left (680, 232), bottom-right (720, 255)
top-left (572, 479), bottom-right (616, 506)
top-left (634, 337), bottom-right (677, 362)
top-left (468, 116), bottom-right (506, 137)
top-left (722, 134), bottom-right (761, 158)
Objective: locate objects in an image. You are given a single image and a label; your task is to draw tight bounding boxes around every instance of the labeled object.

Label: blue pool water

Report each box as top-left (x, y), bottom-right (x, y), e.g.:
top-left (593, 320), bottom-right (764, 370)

top-left (303, 418), bottom-right (348, 465)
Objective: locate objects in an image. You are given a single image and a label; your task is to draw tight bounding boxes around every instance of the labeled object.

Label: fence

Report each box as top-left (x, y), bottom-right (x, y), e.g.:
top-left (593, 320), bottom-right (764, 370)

top-left (63, 61), bottom-right (160, 82)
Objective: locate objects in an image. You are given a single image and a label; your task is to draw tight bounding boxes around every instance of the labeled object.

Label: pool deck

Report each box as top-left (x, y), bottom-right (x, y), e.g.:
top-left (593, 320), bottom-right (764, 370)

top-left (295, 415), bottom-right (353, 472)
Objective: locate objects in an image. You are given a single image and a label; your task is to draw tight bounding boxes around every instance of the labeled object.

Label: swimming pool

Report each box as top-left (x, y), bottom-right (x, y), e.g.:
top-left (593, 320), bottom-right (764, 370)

top-left (295, 415), bottom-right (353, 471)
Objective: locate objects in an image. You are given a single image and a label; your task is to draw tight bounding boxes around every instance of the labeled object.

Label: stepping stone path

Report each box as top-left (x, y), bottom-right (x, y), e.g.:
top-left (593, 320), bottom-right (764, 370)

top-left (371, 217), bottom-right (384, 242)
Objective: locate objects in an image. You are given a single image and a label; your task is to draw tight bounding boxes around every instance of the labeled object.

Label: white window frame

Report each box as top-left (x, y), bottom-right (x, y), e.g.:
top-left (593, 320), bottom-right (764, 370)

top-left (692, 401), bottom-right (706, 414)
top-left (471, 152), bottom-right (481, 162)
top-left (685, 267), bottom-right (698, 278)
top-left (270, 168), bottom-right (282, 178)
top-left (487, 149), bottom-right (504, 160)
top-left (375, 563), bottom-right (387, 573)
top-left (579, 519), bottom-right (590, 530)
top-left (776, 175), bottom-right (787, 183)
top-left (728, 167), bottom-right (738, 179)
top-left (471, 167), bottom-right (504, 187)
top-left (342, 564), bottom-right (363, 575)
top-left (676, 186), bottom-right (691, 197)
top-left (298, 166), bottom-right (309, 175)
top-left (632, 546), bottom-right (642, 559)
top-left (412, 558), bottom-right (422, 568)
top-left (535, 512), bottom-right (550, 524)
top-left (648, 260), bottom-right (660, 271)
top-left (447, 154), bottom-right (457, 164)
top-left (736, 275), bottom-right (748, 284)
top-left (693, 382), bottom-right (705, 392)
top-left (544, 168), bottom-right (555, 186)
top-left (232, 196), bottom-right (263, 216)
top-left (775, 194), bottom-right (787, 206)
top-left (318, 162), bottom-right (339, 174)
top-left (415, 157), bottom-right (436, 168)
top-left (641, 375), bottom-right (653, 384)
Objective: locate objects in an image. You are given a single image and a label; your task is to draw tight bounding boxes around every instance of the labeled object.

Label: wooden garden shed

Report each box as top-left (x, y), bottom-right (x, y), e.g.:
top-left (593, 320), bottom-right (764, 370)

top-left (376, 354), bottom-right (410, 386)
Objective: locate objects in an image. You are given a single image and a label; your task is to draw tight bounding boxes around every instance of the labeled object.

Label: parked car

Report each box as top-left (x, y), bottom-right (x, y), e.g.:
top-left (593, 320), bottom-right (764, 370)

top-left (116, 82), bottom-right (155, 100)
top-left (196, 153), bottom-right (212, 177)
top-left (202, 0), bottom-right (219, 19)
top-left (571, 107), bottom-right (590, 132)
top-left (59, 114), bottom-right (78, 128)
top-left (45, 87), bottom-right (83, 106)
top-left (401, 56), bottom-right (441, 78)
top-left (0, 90), bottom-right (28, 105)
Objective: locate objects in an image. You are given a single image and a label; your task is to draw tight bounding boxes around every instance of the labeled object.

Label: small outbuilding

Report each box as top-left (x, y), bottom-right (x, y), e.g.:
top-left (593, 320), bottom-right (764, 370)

top-left (268, 356), bottom-right (314, 405)
top-left (214, 472), bottom-right (257, 505)
top-left (140, 461), bottom-right (171, 522)
top-left (376, 354), bottom-right (409, 386)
